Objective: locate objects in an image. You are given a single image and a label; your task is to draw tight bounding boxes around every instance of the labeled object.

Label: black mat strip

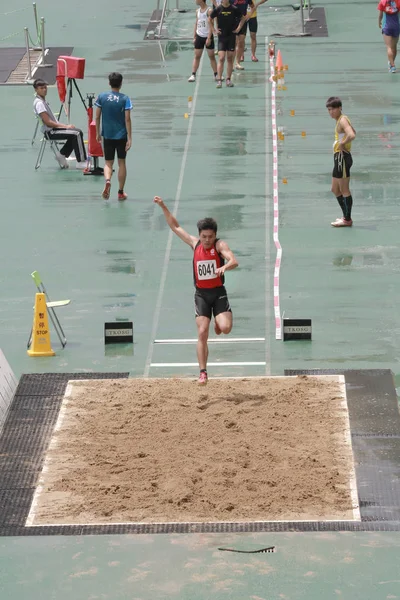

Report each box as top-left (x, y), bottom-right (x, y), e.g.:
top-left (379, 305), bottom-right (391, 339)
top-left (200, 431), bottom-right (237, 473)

top-left (0, 370), bottom-right (399, 535)
top-left (305, 7), bottom-right (328, 37)
top-left (285, 369), bottom-right (400, 525)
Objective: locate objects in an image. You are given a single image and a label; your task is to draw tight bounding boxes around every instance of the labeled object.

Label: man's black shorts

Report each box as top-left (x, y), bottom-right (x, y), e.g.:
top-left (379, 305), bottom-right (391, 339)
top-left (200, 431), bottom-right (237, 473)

top-left (332, 151), bottom-right (353, 179)
top-left (194, 34), bottom-right (215, 50)
top-left (248, 17), bottom-right (258, 33)
top-left (195, 286), bottom-right (232, 320)
top-left (218, 34), bottom-right (237, 52)
top-left (103, 138), bottom-right (127, 161)
top-left (237, 21), bottom-right (248, 36)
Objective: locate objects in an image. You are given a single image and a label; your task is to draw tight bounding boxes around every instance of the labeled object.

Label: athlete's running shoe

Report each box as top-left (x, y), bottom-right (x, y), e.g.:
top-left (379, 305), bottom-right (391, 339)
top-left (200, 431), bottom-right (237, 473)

top-left (216, 79), bottom-right (222, 88)
top-left (331, 218), bottom-right (353, 227)
top-left (214, 74), bottom-right (224, 81)
top-left (235, 63), bottom-right (245, 70)
top-left (118, 191), bottom-right (128, 201)
top-left (251, 55), bottom-right (259, 62)
top-left (198, 371), bottom-right (208, 385)
top-left (188, 74), bottom-right (196, 82)
top-left (226, 78), bottom-right (234, 87)
top-left (390, 65), bottom-right (397, 73)
top-left (102, 181), bottom-right (111, 200)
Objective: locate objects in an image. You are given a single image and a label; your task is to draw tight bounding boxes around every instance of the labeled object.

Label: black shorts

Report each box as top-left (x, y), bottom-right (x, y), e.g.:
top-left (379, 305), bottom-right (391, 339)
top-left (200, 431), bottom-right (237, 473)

top-left (248, 17), bottom-right (258, 33)
top-left (332, 152), bottom-right (353, 179)
top-left (237, 21), bottom-right (248, 36)
top-left (103, 138), bottom-right (127, 161)
top-left (194, 34), bottom-right (214, 50)
top-left (195, 286), bottom-right (232, 320)
top-left (218, 34), bottom-right (236, 52)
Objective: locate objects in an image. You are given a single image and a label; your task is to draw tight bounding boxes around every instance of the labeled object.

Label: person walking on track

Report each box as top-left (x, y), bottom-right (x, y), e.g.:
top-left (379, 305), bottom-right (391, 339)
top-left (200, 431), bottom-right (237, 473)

top-left (95, 72), bottom-right (132, 201)
top-left (188, 0), bottom-right (219, 82)
top-left (153, 196), bottom-right (239, 385)
top-left (209, 0), bottom-right (248, 88)
top-left (378, 0), bottom-right (400, 72)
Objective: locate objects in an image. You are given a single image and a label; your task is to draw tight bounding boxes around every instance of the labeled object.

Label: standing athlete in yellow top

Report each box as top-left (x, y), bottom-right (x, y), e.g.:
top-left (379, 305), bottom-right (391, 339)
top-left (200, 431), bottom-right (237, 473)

top-left (326, 97), bottom-right (356, 228)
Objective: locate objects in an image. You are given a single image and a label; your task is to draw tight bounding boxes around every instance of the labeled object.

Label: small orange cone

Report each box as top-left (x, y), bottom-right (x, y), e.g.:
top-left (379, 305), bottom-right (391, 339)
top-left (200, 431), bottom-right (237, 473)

top-left (276, 49), bottom-right (283, 71)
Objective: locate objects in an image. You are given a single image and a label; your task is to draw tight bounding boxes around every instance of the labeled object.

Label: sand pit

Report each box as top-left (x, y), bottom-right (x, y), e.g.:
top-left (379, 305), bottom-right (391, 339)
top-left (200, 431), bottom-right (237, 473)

top-left (27, 376), bottom-right (359, 525)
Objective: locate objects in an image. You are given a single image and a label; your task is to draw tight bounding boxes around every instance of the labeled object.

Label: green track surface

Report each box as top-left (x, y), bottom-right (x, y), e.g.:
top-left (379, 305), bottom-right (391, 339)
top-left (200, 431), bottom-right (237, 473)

top-left (1, 0), bottom-right (400, 596)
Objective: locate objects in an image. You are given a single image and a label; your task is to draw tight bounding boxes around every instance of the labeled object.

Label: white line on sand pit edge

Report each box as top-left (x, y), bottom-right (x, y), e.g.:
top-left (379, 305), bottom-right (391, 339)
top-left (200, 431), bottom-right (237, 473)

top-left (143, 56), bottom-right (205, 378)
top-left (150, 362), bottom-right (267, 368)
top-left (339, 375), bottom-right (361, 521)
top-left (25, 382), bottom-right (75, 527)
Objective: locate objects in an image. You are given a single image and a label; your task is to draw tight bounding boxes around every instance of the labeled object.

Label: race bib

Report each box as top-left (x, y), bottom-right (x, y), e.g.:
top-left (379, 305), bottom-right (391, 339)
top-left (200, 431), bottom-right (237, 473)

top-left (197, 260), bottom-right (218, 280)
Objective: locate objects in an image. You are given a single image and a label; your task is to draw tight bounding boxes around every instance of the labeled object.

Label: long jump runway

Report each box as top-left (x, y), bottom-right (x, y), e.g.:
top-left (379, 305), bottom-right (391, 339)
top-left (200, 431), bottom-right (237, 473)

top-left (0, 370), bottom-right (399, 535)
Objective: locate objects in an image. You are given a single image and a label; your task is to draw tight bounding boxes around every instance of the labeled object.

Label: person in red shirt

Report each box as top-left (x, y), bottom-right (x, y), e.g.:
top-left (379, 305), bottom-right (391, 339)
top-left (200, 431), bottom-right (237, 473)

top-left (154, 196), bottom-right (239, 385)
top-left (378, 0), bottom-right (400, 72)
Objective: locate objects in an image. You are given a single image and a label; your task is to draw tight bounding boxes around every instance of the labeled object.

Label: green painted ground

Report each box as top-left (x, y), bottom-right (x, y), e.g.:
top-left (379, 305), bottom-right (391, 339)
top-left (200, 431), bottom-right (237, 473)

top-left (1, 0), bottom-right (400, 596)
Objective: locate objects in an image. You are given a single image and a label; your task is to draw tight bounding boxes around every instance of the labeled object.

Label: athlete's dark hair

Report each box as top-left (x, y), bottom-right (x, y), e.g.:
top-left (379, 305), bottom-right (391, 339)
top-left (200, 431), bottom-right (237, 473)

top-left (326, 96), bottom-right (342, 109)
top-left (33, 78), bottom-right (48, 89)
top-left (109, 72), bottom-right (123, 88)
top-left (197, 217), bottom-right (218, 233)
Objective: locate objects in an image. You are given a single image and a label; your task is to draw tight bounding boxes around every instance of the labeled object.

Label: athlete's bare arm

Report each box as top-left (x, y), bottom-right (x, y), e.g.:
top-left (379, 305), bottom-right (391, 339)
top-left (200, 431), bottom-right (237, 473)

top-left (153, 196), bottom-right (198, 249)
top-left (378, 10), bottom-right (383, 28)
top-left (215, 240), bottom-right (239, 276)
top-left (338, 117), bottom-right (356, 152)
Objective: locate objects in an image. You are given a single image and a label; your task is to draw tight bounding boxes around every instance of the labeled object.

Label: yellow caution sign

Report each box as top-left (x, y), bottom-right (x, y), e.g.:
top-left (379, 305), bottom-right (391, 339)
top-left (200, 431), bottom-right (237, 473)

top-left (27, 293), bottom-right (55, 357)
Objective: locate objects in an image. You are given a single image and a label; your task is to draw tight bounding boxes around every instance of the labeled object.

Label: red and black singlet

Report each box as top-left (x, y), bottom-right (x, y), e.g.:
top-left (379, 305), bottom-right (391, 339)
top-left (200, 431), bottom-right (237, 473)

top-left (193, 240), bottom-right (225, 289)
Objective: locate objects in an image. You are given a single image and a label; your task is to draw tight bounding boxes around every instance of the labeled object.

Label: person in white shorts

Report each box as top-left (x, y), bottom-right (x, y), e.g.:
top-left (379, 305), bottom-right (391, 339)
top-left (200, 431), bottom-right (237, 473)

top-left (188, 0), bottom-right (219, 82)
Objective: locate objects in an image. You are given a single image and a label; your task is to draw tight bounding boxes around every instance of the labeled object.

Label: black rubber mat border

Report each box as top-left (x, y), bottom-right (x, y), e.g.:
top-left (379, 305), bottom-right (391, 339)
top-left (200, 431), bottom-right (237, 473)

top-left (0, 370), bottom-right (399, 535)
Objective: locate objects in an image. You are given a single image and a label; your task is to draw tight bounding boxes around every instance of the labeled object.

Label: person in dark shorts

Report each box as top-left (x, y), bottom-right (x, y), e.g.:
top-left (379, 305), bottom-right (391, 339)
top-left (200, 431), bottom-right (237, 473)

top-left (378, 0), bottom-right (400, 72)
top-left (231, 0), bottom-right (255, 70)
top-left (188, 0), bottom-right (218, 82)
top-left (326, 97), bottom-right (356, 228)
top-left (209, 0), bottom-right (248, 87)
top-left (153, 195), bottom-right (238, 385)
top-left (95, 72), bottom-right (132, 201)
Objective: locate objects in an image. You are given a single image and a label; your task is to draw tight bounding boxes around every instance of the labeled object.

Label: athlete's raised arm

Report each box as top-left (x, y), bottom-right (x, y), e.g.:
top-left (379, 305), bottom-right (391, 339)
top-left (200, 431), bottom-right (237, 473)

top-left (153, 196), bottom-right (198, 249)
top-left (215, 240), bottom-right (239, 276)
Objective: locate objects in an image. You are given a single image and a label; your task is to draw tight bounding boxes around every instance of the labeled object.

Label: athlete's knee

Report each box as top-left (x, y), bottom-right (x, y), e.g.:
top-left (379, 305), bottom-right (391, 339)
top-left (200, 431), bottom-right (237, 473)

top-left (220, 323), bottom-right (232, 335)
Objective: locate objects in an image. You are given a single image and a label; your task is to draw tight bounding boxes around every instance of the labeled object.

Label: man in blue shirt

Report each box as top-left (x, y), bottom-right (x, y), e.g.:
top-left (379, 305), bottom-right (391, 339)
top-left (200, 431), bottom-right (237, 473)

top-left (95, 72), bottom-right (132, 200)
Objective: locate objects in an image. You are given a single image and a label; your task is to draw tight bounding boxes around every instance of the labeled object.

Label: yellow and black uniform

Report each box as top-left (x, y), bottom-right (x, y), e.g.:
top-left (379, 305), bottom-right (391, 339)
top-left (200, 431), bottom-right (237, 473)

top-left (210, 4), bottom-right (242, 51)
top-left (332, 115), bottom-right (353, 179)
top-left (248, 6), bottom-right (258, 32)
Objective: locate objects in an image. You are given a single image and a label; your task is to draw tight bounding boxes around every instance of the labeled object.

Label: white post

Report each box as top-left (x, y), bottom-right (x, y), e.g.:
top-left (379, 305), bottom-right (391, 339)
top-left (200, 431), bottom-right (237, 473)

top-left (299, 0), bottom-right (305, 34)
top-left (32, 2), bottom-right (39, 38)
top-left (24, 27), bottom-right (33, 81)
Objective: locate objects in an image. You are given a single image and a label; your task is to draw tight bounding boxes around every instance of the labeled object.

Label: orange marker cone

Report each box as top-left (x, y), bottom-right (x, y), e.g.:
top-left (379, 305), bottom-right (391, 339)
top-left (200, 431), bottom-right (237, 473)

top-left (276, 50), bottom-right (283, 71)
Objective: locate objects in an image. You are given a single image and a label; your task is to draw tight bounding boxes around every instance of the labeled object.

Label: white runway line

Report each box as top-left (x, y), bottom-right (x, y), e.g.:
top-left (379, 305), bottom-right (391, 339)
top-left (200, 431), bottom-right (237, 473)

top-left (339, 375), bottom-right (361, 521)
top-left (150, 362), bottom-right (267, 368)
top-left (265, 36), bottom-right (272, 374)
top-left (143, 56), bottom-right (205, 378)
top-left (154, 337), bottom-right (265, 344)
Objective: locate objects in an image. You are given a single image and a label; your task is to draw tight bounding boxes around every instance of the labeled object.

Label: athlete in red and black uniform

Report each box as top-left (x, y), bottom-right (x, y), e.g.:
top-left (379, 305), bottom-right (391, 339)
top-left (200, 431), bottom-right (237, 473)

top-left (209, 0), bottom-right (248, 88)
top-left (154, 196), bottom-right (239, 385)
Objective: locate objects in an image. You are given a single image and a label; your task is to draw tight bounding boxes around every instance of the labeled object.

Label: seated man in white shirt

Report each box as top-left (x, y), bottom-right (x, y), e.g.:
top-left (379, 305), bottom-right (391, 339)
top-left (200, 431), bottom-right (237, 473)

top-left (33, 78), bottom-right (87, 169)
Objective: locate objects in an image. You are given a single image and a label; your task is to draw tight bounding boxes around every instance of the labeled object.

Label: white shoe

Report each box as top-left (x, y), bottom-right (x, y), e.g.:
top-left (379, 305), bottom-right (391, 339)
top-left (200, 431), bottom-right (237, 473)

top-left (54, 152), bottom-right (69, 169)
top-left (188, 74), bottom-right (196, 82)
top-left (75, 161), bottom-right (88, 170)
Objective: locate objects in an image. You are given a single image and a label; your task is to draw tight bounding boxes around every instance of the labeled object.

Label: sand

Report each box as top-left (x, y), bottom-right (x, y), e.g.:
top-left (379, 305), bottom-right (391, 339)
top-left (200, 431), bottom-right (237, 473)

top-left (28, 375), bottom-right (358, 525)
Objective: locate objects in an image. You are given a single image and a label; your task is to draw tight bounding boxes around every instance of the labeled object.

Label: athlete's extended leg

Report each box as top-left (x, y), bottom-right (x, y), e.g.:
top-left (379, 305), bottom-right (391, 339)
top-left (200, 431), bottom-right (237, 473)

top-left (235, 34), bottom-right (246, 69)
top-left (339, 176), bottom-right (353, 222)
top-left (206, 47), bottom-right (218, 76)
top-left (226, 50), bottom-right (235, 82)
top-left (196, 316), bottom-right (210, 383)
top-left (117, 158), bottom-right (127, 200)
top-left (250, 31), bottom-right (257, 60)
top-left (102, 159), bottom-right (114, 199)
top-left (384, 34), bottom-right (398, 68)
top-left (214, 311), bottom-right (233, 336)
top-left (217, 51), bottom-right (226, 84)
top-left (191, 48), bottom-right (203, 78)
